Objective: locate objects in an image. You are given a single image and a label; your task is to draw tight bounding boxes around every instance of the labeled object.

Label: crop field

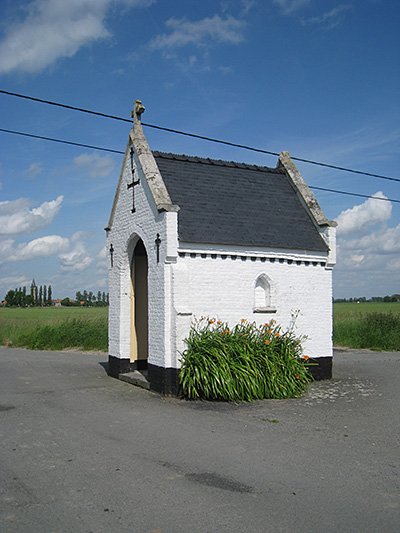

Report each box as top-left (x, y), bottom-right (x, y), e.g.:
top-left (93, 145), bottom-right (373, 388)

top-left (1, 302), bottom-right (399, 352)
top-left (334, 302), bottom-right (400, 351)
top-left (334, 302), bottom-right (400, 319)
top-left (0, 307), bottom-right (108, 351)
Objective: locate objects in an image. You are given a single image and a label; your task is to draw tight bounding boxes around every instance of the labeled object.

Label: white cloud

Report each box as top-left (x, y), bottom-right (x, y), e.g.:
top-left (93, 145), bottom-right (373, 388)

top-left (58, 236), bottom-right (92, 272)
top-left (273, 0), bottom-right (311, 15)
top-left (73, 153), bottom-right (115, 178)
top-left (0, 275), bottom-right (31, 288)
top-left (0, 231), bottom-right (92, 273)
top-left (340, 224), bottom-right (400, 255)
top-left (0, 0), bottom-right (155, 75)
top-left (149, 15), bottom-right (245, 50)
top-left (0, 196), bottom-right (63, 235)
top-left (96, 246), bottom-right (108, 274)
top-left (301, 4), bottom-right (352, 28)
top-left (334, 194), bottom-right (400, 297)
top-left (4, 235), bottom-right (70, 262)
top-left (336, 192), bottom-right (392, 235)
top-left (26, 163), bottom-right (43, 177)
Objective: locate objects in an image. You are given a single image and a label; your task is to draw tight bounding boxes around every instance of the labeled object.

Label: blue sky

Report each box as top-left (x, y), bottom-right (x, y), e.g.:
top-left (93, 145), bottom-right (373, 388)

top-left (0, 0), bottom-right (399, 299)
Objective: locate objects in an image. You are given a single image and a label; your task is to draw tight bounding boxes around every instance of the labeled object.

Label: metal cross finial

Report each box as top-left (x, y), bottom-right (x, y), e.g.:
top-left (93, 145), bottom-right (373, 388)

top-left (130, 146), bottom-right (134, 174)
top-left (127, 147), bottom-right (140, 213)
top-left (155, 233), bottom-right (161, 264)
top-left (109, 243), bottom-right (114, 268)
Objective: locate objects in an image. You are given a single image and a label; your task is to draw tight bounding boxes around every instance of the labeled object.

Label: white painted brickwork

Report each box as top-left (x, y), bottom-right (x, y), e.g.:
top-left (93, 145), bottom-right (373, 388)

top-left (107, 143), bottom-right (178, 368)
top-left (171, 250), bottom-right (334, 367)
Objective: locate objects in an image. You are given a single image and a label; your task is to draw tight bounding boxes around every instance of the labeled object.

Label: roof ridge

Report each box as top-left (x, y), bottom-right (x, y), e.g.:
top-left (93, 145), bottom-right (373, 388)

top-left (152, 150), bottom-right (283, 174)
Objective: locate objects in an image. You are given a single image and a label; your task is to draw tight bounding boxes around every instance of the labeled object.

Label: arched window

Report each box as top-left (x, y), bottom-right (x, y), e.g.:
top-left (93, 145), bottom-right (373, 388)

top-left (254, 274), bottom-right (276, 313)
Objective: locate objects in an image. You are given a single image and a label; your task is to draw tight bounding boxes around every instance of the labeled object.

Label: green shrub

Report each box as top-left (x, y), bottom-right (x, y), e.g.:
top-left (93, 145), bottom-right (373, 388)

top-left (334, 312), bottom-right (400, 351)
top-left (179, 318), bottom-right (313, 401)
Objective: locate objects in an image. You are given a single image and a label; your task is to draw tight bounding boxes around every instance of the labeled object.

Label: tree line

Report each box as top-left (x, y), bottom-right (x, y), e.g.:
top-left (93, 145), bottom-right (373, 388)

top-left (61, 290), bottom-right (109, 307)
top-left (3, 281), bottom-right (109, 307)
top-left (334, 294), bottom-right (400, 303)
top-left (4, 281), bottom-right (52, 307)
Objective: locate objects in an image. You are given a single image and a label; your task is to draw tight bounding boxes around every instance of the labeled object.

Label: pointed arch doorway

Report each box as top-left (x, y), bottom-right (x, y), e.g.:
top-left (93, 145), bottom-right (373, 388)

top-left (130, 239), bottom-right (148, 370)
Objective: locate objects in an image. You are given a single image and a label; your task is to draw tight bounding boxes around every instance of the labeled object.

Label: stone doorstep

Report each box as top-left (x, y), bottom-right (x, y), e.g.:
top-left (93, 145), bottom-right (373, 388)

top-left (118, 370), bottom-right (150, 390)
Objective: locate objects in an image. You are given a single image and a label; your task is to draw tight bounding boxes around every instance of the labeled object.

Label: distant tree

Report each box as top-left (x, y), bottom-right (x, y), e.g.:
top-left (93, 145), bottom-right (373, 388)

top-left (106, 292), bottom-right (109, 305)
top-left (22, 286), bottom-right (27, 307)
top-left (5, 290), bottom-right (17, 306)
top-left (83, 290), bottom-right (88, 304)
top-left (97, 291), bottom-right (101, 303)
top-left (43, 285), bottom-right (47, 306)
top-left (61, 297), bottom-right (71, 306)
top-left (88, 291), bottom-right (93, 305)
top-left (47, 285), bottom-right (52, 305)
top-left (16, 287), bottom-right (22, 307)
top-left (76, 291), bottom-right (83, 304)
top-left (38, 285), bottom-right (43, 306)
top-left (102, 291), bottom-right (106, 304)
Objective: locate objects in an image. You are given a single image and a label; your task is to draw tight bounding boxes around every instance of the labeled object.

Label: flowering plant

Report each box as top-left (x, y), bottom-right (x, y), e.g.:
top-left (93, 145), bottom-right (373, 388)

top-left (179, 317), bottom-right (313, 401)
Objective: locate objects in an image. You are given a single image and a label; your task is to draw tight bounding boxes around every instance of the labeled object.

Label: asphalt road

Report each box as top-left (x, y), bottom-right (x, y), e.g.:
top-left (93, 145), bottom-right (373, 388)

top-left (0, 347), bottom-right (399, 533)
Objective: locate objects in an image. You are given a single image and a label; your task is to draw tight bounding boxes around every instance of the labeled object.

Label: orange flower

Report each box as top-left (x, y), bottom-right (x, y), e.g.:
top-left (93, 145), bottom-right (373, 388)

top-left (240, 318), bottom-right (247, 324)
top-left (217, 320), bottom-right (222, 325)
top-left (295, 373), bottom-right (301, 380)
top-left (275, 332), bottom-right (281, 338)
top-left (208, 318), bottom-right (215, 324)
top-left (302, 355), bottom-right (310, 361)
top-left (264, 340), bottom-right (271, 345)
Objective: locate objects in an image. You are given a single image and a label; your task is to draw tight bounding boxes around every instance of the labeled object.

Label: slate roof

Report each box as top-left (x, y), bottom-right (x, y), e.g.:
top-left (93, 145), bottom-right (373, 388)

top-left (153, 152), bottom-right (329, 252)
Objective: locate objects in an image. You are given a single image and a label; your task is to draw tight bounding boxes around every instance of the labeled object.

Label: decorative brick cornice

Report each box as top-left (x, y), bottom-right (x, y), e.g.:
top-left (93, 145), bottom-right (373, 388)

top-left (178, 251), bottom-right (326, 267)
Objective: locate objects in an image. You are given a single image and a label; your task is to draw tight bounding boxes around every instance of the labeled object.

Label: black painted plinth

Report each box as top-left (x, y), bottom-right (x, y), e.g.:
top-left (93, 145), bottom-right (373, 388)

top-left (308, 356), bottom-right (332, 380)
top-left (108, 355), bottom-right (131, 378)
top-left (148, 363), bottom-right (180, 396)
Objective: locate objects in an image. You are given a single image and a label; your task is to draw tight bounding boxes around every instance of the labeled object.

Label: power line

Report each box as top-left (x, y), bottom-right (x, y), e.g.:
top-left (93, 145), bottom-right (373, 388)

top-left (1, 88), bottom-right (399, 184)
top-left (310, 186), bottom-right (400, 204)
top-left (0, 127), bottom-right (124, 154)
top-left (0, 89), bottom-right (131, 124)
top-left (1, 125), bottom-right (399, 204)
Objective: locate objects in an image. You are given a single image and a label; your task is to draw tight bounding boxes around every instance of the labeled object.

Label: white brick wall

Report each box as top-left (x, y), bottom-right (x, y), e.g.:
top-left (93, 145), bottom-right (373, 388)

top-left (171, 246), bottom-right (334, 368)
top-left (107, 144), bottom-right (177, 368)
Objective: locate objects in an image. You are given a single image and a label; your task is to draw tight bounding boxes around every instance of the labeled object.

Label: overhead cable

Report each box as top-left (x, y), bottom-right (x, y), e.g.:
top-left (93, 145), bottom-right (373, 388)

top-left (1, 126), bottom-right (399, 204)
top-left (0, 127), bottom-right (124, 154)
top-left (0, 89), bottom-right (398, 183)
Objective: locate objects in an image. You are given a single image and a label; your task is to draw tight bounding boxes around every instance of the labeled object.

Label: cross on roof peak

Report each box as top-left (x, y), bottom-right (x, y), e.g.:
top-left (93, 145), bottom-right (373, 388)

top-left (131, 99), bottom-right (145, 122)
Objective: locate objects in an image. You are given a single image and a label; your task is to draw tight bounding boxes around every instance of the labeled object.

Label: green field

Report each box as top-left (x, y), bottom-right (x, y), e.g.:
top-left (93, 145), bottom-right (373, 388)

top-left (334, 302), bottom-right (400, 351)
top-left (0, 307), bottom-right (108, 351)
top-left (1, 303), bottom-right (399, 352)
top-left (334, 302), bottom-right (400, 319)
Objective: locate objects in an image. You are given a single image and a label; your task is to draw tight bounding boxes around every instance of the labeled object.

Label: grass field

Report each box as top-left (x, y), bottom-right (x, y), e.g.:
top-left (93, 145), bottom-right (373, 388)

top-left (1, 303), bottom-right (399, 352)
top-left (334, 302), bottom-right (400, 351)
top-left (0, 307), bottom-right (108, 351)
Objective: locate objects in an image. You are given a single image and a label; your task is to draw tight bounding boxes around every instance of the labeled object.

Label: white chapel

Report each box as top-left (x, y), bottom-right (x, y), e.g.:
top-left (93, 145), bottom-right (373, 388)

top-left (106, 101), bottom-right (336, 394)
